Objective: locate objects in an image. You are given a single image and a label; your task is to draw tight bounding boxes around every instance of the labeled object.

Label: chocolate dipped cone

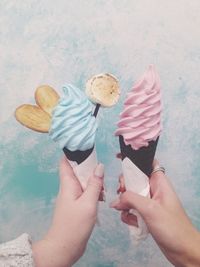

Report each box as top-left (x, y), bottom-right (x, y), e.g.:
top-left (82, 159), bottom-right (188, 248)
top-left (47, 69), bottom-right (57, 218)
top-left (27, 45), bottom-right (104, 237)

top-left (63, 146), bottom-right (94, 164)
top-left (119, 135), bottom-right (159, 177)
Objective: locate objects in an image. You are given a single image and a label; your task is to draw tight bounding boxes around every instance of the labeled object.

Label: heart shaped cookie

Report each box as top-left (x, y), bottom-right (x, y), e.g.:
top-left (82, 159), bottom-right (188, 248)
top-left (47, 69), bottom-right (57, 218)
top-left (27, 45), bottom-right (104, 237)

top-left (35, 85), bottom-right (60, 115)
top-left (15, 104), bottom-right (51, 133)
top-left (15, 85), bottom-right (60, 133)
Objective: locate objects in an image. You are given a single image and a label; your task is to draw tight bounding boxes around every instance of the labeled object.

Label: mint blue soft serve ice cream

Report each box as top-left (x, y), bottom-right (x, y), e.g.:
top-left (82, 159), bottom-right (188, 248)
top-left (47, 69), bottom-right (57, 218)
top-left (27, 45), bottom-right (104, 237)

top-left (49, 84), bottom-right (97, 151)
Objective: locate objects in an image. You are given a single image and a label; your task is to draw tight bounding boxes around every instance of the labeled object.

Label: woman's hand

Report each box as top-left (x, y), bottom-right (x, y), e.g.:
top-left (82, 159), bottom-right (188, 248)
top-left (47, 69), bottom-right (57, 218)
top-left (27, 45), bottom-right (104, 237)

top-left (111, 160), bottom-right (200, 267)
top-left (33, 156), bottom-right (104, 267)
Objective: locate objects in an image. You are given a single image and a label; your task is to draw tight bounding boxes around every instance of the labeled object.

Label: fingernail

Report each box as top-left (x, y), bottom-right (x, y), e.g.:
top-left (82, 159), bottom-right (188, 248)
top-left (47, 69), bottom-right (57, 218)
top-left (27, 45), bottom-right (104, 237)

top-left (99, 190), bottom-right (106, 202)
top-left (95, 163), bottom-right (104, 178)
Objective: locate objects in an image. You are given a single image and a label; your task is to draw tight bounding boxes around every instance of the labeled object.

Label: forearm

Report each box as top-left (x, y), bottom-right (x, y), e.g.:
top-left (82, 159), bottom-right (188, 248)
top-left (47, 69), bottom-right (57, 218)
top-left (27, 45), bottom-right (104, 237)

top-left (32, 222), bottom-right (85, 267)
top-left (32, 238), bottom-right (73, 267)
top-left (185, 230), bottom-right (200, 267)
top-left (174, 229), bottom-right (200, 267)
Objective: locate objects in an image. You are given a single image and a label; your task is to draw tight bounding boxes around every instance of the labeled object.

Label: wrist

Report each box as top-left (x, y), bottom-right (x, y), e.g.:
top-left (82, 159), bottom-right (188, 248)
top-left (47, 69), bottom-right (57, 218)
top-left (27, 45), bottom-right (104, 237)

top-left (175, 229), bottom-right (200, 267)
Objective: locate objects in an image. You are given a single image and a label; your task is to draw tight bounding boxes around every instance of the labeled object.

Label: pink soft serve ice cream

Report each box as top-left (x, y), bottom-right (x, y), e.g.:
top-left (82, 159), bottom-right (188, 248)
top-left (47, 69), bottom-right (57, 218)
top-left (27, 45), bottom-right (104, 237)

top-left (115, 65), bottom-right (162, 150)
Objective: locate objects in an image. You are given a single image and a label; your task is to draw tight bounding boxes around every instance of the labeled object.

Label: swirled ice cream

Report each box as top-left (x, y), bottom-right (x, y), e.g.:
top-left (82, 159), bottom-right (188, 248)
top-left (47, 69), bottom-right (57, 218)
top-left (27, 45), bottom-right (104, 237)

top-left (49, 84), bottom-right (97, 151)
top-left (115, 65), bottom-right (162, 150)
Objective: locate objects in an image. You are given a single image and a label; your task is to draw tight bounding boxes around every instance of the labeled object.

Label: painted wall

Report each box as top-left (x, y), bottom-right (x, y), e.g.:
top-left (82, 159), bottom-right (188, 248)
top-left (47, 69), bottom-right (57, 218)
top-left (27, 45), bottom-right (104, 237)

top-left (0, 1), bottom-right (200, 266)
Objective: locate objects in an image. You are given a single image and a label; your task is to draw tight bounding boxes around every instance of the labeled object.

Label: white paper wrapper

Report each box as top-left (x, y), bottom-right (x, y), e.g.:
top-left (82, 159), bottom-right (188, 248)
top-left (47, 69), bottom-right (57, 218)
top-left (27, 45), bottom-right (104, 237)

top-left (67, 148), bottom-right (104, 225)
top-left (67, 148), bottom-right (98, 191)
top-left (122, 157), bottom-right (150, 242)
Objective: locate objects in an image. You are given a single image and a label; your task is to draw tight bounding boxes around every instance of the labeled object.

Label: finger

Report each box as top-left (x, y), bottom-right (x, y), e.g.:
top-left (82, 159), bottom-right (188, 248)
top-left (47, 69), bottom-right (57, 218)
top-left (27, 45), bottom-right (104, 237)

top-left (111, 191), bottom-right (156, 219)
top-left (152, 158), bottom-right (160, 169)
top-left (121, 211), bottom-right (138, 227)
top-left (117, 174), bottom-right (126, 194)
top-left (59, 156), bottom-right (82, 199)
top-left (99, 182), bottom-right (106, 201)
top-left (81, 163), bottom-right (104, 203)
top-left (110, 198), bottom-right (121, 209)
top-left (59, 155), bottom-right (75, 178)
top-left (150, 171), bottom-right (166, 197)
top-left (150, 160), bottom-right (174, 199)
top-left (98, 190), bottom-right (105, 202)
top-left (116, 153), bottom-right (122, 159)
top-left (150, 166), bottom-right (182, 211)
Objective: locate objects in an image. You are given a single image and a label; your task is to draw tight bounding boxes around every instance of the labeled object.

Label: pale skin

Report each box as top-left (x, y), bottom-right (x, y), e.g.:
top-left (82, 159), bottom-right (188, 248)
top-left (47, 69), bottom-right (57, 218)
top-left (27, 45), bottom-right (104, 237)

top-left (32, 157), bottom-right (200, 267)
top-left (111, 160), bottom-right (200, 267)
top-left (32, 157), bottom-right (104, 267)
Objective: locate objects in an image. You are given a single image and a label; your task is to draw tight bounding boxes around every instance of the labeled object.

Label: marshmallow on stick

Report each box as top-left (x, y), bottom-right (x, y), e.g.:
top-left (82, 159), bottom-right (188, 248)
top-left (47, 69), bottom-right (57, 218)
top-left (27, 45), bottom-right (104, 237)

top-left (86, 73), bottom-right (120, 107)
top-left (115, 65), bottom-right (162, 241)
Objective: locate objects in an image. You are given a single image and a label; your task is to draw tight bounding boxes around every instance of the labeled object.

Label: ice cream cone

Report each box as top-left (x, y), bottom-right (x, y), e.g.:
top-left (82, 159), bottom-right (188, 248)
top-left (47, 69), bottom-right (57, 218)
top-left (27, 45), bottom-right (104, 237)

top-left (48, 84), bottom-right (98, 192)
top-left (50, 75), bottom-right (120, 197)
top-left (119, 135), bottom-right (159, 177)
top-left (115, 65), bottom-right (162, 241)
top-left (118, 135), bottom-right (159, 241)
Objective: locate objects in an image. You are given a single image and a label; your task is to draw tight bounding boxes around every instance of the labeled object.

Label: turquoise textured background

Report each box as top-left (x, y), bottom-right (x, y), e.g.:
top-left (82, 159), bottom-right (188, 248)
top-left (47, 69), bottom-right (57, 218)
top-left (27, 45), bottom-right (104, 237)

top-left (0, 1), bottom-right (200, 266)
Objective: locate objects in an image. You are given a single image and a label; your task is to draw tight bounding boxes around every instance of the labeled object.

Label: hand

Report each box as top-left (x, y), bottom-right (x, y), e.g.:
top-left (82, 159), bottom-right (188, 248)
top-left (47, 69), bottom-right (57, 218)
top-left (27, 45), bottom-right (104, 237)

top-left (111, 160), bottom-right (200, 267)
top-left (33, 156), bottom-right (104, 267)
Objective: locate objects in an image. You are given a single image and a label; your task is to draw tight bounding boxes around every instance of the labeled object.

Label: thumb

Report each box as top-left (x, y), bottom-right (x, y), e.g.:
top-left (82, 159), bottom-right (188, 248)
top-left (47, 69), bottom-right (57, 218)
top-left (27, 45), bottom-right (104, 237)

top-left (111, 191), bottom-right (157, 219)
top-left (59, 156), bottom-right (82, 200)
top-left (81, 163), bottom-right (104, 203)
